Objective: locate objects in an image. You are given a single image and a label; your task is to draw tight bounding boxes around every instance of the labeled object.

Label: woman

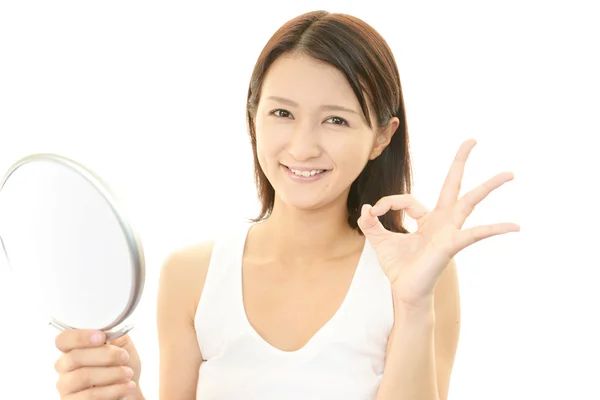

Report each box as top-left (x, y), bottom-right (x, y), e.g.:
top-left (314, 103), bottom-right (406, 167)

top-left (53, 10), bottom-right (518, 400)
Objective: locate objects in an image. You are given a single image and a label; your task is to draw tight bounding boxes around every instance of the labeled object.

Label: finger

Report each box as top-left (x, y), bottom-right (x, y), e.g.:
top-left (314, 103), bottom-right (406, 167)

top-left (455, 222), bottom-right (520, 250)
top-left (455, 171), bottom-right (514, 222)
top-left (62, 381), bottom-right (137, 400)
top-left (371, 194), bottom-right (429, 221)
top-left (107, 333), bottom-right (132, 349)
top-left (55, 330), bottom-right (106, 353)
top-left (56, 366), bottom-right (134, 395)
top-left (436, 139), bottom-right (477, 209)
top-left (357, 204), bottom-right (388, 237)
top-left (55, 345), bottom-right (129, 373)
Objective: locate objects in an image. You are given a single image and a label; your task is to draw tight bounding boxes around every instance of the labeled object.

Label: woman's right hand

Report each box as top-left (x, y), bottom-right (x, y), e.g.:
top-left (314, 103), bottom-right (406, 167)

top-left (54, 330), bottom-right (142, 399)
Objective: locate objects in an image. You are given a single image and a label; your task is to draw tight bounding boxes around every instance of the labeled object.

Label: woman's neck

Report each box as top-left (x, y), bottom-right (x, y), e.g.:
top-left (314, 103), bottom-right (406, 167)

top-left (251, 196), bottom-right (363, 266)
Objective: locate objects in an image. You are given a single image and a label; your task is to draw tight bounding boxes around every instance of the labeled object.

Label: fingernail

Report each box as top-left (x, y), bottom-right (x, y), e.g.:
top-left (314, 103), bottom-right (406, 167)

top-left (90, 332), bottom-right (104, 345)
top-left (128, 380), bottom-right (137, 389)
top-left (125, 367), bottom-right (134, 377)
top-left (120, 350), bottom-right (130, 363)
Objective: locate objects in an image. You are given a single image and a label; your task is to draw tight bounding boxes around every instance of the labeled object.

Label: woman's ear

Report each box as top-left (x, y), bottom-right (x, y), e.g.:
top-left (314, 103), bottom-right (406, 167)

top-left (369, 117), bottom-right (399, 160)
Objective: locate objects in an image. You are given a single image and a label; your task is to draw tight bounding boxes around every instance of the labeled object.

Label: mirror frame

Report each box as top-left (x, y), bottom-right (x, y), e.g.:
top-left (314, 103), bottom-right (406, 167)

top-left (0, 153), bottom-right (145, 337)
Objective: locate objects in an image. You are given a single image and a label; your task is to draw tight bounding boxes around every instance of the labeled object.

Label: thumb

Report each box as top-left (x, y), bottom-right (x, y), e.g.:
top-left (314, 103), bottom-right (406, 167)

top-left (357, 204), bottom-right (388, 237)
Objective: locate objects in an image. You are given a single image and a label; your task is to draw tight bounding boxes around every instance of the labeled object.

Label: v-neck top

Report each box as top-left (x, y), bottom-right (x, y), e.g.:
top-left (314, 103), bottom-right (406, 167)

top-left (195, 223), bottom-right (394, 399)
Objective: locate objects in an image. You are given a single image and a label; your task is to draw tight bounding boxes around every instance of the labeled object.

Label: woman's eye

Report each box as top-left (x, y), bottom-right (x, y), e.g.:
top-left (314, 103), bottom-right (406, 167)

top-left (272, 109), bottom-right (292, 118)
top-left (326, 116), bottom-right (349, 126)
top-left (270, 110), bottom-right (347, 126)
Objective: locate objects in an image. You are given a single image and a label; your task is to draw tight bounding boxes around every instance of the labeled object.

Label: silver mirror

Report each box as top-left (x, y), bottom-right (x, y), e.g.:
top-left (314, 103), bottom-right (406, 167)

top-left (0, 154), bottom-right (145, 341)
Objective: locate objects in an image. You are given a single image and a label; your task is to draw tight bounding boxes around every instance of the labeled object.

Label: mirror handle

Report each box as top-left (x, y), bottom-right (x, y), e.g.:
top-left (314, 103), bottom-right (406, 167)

top-left (104, 324), bottom-right (134, 341)
top-left (48, 320), bottom-right (134, 341)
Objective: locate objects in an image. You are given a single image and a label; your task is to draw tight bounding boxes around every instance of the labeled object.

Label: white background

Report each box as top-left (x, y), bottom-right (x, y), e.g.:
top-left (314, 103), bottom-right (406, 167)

top-left (0, 1), bottom-right (598, 399)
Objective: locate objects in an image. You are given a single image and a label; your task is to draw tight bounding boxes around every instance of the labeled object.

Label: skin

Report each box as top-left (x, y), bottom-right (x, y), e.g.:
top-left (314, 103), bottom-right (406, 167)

top-left (53, 53), bottom-right (462, 400)
top-left (54, 330), bottom-right (142, 399)
top-left (356, 134), bottom-right (517, 399)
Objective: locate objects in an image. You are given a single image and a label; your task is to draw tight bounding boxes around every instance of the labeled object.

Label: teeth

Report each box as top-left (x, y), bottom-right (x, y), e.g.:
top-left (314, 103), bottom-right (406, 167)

top-left (290, 168), bottom-right (325, 177)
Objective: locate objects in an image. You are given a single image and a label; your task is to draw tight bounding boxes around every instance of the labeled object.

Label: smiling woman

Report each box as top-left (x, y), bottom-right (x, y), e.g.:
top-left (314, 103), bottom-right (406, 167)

top-left (253, 53), bottom-right (390, 211)
top-left (50, 9), bottom-right (519, 400)
top-left (247, 17), bottom-right (412, 233)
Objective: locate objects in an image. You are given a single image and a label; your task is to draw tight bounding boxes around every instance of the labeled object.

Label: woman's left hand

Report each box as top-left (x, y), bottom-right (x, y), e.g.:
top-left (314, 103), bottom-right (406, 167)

top-left (357, 139), bottom-right (519, 310)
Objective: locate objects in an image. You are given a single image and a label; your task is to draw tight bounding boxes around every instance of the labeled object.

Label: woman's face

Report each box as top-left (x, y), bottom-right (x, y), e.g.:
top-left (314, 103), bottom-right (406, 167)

top-left (254, 53), bottom-right (395, 212)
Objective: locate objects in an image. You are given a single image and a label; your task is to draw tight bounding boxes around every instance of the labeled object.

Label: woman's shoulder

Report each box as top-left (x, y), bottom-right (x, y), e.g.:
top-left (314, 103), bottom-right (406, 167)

top-left (158, 224), bottom-right (251, 315)
top-left (158, 240), bottom-right (217, 320)
top-left (163, 240), bottom-right (216, 277)
top-left (156, 240), bottom-right (218, 397)
top-left (160, 239), bottom-right (216, 287)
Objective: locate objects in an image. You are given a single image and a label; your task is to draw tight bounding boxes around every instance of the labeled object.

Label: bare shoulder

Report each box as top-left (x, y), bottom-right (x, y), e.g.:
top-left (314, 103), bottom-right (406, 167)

top-left (156, 240), bottom-right (215, 399)
top-left (159, 240), bottom-right (216, 316)
top-left (162, 240), bottom-right (216, 275)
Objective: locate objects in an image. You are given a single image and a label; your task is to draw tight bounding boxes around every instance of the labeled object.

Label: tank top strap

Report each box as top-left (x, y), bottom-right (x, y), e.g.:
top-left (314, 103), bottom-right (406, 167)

top-left (194, 223), bottom-right (252, 359)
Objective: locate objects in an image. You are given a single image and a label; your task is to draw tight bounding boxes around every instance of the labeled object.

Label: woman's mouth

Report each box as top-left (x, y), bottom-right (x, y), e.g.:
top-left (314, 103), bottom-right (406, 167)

top-left (282, 165), bottom-right (330, 182)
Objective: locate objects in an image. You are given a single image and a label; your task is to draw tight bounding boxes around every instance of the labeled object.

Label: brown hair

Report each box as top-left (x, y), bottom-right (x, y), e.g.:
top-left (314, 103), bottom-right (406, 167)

top-left (246, 10), bottom-right (412, 234)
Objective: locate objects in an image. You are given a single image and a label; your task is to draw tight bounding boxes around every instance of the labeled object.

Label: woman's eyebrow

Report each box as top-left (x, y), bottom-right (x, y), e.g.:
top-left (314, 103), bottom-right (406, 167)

top-left (266, 96), bottom-right (359, 115)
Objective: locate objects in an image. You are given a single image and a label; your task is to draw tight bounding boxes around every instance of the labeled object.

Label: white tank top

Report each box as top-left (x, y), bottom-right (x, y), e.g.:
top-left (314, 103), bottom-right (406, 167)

top-left (195, 224), bottom-right (395, 400)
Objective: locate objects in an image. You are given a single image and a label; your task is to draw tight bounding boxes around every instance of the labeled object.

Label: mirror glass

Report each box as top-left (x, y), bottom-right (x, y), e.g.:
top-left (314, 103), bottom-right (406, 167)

top-left (0, 154), bottom-right (145, 338)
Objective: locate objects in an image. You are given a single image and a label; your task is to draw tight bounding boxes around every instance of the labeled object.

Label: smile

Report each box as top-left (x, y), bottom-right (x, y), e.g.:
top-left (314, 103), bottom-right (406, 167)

top-left (289, 168), bottom-right (325, 177)
top-left (282, 165), bottom-right (330, 182)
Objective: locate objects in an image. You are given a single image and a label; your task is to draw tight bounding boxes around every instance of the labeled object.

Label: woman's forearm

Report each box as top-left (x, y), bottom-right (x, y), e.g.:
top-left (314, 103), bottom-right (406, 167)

top-left (376, 298), bottom-right (439, 400)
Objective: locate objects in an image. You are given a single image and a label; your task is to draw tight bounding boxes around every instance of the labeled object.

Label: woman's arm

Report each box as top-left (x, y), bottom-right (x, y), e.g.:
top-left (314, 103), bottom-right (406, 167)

top-left (157, 242), bottom-right (215, 400)
top-left (376, 259), bottom-right (461, 400)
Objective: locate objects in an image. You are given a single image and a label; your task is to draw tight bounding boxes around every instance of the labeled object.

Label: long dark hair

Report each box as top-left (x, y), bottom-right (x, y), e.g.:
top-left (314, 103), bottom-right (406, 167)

top-left (246, 10), bottom-right (412, 234)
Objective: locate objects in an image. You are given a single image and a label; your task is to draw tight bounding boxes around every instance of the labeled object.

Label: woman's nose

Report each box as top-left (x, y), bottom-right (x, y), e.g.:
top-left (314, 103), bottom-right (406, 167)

top-left (286, 126), bottom-right (321, 161)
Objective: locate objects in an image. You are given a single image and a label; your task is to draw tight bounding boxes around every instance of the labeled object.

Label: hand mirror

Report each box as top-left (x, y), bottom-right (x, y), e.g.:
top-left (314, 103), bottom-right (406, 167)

top-left (0, 154), bottom-right (145, 341)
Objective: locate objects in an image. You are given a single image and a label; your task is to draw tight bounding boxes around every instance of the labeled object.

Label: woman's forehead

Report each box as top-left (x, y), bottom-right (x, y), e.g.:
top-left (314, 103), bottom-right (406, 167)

top-left (261, 54), bottom-right (360, 110)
